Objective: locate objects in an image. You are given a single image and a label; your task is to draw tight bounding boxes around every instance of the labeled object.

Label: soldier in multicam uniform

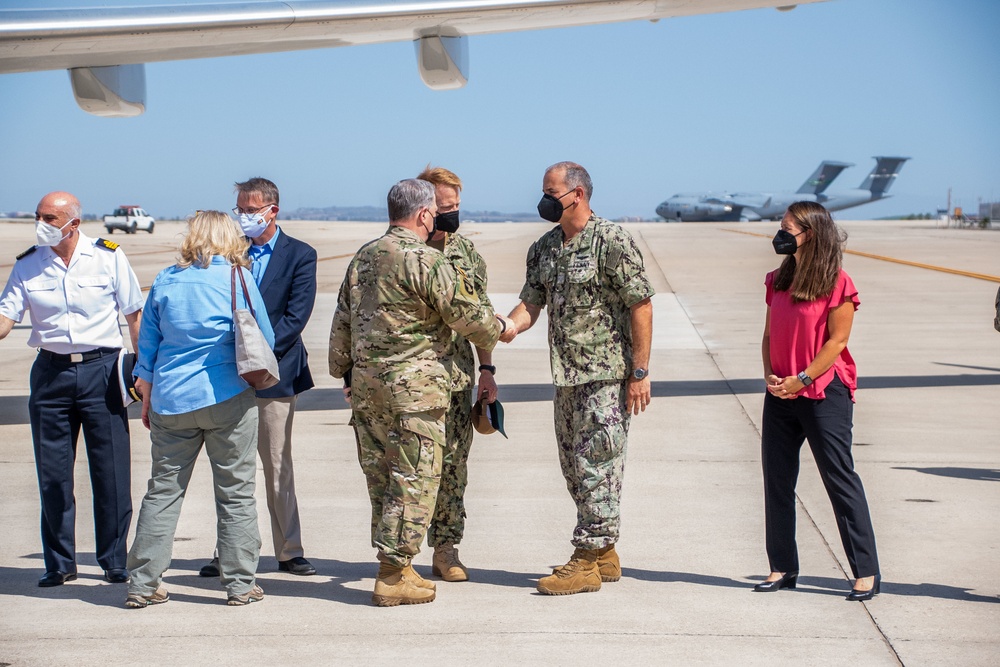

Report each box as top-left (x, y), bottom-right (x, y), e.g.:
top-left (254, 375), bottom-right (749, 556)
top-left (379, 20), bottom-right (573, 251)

top-left (417, 166), bottom-right (498, 583)
top-left (504, 162), bottom-right (654, 596)
top-left (328, 179), bottom-right (510, 606)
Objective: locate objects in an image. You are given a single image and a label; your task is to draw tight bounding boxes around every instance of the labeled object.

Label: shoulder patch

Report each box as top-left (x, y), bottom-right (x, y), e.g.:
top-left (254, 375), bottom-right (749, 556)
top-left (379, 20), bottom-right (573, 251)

top-left (454, 265), bottom-right (477, 300)
top-left (606, 244), bottom-right (623, 271)
top-left (97, 238), bottom-right (119, 251)
top-left (16, 246), bottom-right (38, 260)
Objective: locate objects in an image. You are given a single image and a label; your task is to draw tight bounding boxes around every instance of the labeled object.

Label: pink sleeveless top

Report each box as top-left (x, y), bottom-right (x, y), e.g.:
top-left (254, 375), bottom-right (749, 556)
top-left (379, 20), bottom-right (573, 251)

top-left (765, 268), bottom-right (860, 401)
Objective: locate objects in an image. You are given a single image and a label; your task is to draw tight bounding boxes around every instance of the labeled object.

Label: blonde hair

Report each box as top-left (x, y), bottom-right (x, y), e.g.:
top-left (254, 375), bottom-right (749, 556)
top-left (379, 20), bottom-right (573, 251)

top-left (417, 165), bottom-right (463, 191)
top-left (177, 210), bottom-right (250, 269)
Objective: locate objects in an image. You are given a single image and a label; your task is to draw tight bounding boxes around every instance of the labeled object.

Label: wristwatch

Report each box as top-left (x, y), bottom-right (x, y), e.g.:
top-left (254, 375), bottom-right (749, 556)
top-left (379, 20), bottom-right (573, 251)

top-left (797, 371), bottom-right (813, 386)
top-left (479, 364), bottom-right (497, 375)
top-left (632, 368), bottom-right (648, 381)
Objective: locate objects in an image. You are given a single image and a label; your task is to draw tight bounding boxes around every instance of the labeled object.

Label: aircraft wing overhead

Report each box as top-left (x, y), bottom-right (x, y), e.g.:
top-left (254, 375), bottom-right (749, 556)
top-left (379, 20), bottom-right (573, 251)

top-left (0, 0), bottom-right (827, 75)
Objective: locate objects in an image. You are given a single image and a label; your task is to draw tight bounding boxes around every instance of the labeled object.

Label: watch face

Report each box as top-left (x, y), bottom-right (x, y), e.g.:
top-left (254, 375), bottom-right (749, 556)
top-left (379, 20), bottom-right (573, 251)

top-left (633, 368), bottom-right (647, 380)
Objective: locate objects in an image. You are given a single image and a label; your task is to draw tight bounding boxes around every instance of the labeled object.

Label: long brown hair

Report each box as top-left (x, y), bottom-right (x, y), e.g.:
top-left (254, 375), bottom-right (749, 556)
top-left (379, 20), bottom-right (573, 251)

top-left (773, 201), bottom-right (847, 302)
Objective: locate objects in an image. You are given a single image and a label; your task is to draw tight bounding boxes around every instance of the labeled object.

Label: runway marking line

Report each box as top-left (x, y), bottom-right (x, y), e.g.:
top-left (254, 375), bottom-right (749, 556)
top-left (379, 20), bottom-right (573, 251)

top-left (722, 229), bottom-right (1000, 284)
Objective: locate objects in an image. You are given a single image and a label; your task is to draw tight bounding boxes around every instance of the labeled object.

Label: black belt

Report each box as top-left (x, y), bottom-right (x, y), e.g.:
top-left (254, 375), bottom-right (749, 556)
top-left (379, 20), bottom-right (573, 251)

top-left (38, 347), bottom-right (120, 363)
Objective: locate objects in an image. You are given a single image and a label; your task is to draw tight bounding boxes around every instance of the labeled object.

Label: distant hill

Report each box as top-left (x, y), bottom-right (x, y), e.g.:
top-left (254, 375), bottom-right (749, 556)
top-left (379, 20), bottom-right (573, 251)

top-left (285, 206), bottom-right (540, 222)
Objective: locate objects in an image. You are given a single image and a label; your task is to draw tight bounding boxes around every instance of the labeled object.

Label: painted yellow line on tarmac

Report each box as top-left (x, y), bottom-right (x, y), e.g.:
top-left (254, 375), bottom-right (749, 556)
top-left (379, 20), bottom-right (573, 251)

top-left (722, 228), bottom-right (1000, 284)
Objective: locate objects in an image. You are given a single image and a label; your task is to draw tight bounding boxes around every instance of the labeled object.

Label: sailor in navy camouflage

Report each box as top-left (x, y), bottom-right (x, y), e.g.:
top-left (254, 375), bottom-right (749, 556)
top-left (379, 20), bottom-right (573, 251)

top-left (418, 167), bottom-right (498, 581)
top-left (506, 163), bottom-right (654, 592)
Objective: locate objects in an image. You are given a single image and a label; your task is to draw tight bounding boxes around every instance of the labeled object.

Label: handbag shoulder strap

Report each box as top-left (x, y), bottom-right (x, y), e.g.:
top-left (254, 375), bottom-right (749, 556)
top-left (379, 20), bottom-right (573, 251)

top-left (232, 264), bottom-right (256, 317)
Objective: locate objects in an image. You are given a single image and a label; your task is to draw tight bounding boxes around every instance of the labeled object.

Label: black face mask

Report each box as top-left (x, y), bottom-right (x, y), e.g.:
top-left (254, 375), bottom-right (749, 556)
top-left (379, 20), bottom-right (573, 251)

top-left (537, 190), bottom-right (575, 223)
top-left (434, 210), bottom-right (460, 234)
top-left (772, 229), bottom-right (802, 255)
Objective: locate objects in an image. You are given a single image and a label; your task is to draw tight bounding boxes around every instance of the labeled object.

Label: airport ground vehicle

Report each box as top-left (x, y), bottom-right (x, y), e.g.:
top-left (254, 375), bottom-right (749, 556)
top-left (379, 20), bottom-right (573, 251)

top-left (103, 205), bottom-right (154, 234)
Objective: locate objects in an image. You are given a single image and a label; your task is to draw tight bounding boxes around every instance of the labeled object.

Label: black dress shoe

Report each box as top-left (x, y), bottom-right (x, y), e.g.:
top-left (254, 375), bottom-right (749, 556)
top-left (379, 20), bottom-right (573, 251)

top-left (38, 571), bottom-right (77, 587)
top-left (278, 557), bottom-right (316, 576)
top-left (753, 571), bottom-right (798, 592)
top-left (199, 557), bottom-right (220, 578)
top-left (104, 568), bottom-right (131, 583)
top-left (846, 574), bottom-right (881, 601)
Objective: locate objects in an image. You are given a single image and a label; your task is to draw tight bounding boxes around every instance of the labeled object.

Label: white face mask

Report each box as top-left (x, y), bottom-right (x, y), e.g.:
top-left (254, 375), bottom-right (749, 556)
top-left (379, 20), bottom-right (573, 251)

top-left (237, 210), bottom-right (270, 238)
top-left (36, 218), bottom-right (73, 247)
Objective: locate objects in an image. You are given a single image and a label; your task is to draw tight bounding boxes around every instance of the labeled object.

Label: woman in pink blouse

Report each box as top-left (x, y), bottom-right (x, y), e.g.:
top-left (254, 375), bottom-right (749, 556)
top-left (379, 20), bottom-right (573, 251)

top-left (754, 201), bottom-right (880, 601)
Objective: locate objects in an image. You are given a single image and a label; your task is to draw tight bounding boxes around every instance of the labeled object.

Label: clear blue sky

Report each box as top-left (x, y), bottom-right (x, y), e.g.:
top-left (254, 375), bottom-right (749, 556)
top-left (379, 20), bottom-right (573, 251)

top-left (1, 0), bottom-right (998, 220)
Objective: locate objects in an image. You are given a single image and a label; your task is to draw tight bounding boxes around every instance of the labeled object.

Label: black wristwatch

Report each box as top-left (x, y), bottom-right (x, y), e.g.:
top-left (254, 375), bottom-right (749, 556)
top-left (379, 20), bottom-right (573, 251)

top-left (479, 364), bottom-right (496, 375)
top-left (632, 368), bottom-right (648, 381)
top-left (797, 371), bottom-right (813, 387)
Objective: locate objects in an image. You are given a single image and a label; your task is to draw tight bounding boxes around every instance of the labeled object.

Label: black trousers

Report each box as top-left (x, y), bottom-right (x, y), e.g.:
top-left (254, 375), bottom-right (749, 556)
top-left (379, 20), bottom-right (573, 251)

top-left (760, 374), bottom-right (879, 579)
top-left (28, 351), bottom-right (132, 573)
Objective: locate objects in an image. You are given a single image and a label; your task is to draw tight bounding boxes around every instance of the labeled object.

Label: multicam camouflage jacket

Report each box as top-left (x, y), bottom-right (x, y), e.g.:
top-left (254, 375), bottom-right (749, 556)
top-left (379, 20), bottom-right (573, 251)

top-left (329, 225), bottom-right (500, 414)
top-left (440, 232), bottom-right (493, 392)
top-left (519, 214), bottom-right (654, 387)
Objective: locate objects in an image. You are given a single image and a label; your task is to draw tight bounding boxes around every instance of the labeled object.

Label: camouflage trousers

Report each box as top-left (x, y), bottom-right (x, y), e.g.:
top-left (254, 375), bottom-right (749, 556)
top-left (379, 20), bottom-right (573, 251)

top-left (428, 388), bottom-right (474, 547)
top-left (554, 380), bottom-right (630, 550)
top-left (352, 406), bottom-right (446, 567)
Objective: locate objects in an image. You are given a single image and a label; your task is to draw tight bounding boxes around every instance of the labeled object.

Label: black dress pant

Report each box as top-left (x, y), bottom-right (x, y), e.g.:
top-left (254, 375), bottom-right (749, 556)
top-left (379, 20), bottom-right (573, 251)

top-left (28, 352), bottom-right (132, 574)
top-left (760, 374), bottom-right (879, 578)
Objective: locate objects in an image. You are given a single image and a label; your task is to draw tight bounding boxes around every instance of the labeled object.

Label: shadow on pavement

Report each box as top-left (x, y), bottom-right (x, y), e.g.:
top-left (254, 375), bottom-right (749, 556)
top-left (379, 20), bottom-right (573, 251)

top-left (893, 466), bottom-right (1000, 482)
top-left (0, 373), bottom-right (997, 425)
top-left (624, 569), bottom-right (1000, 604)
top-left (4, 563), bottom-right (995, 606)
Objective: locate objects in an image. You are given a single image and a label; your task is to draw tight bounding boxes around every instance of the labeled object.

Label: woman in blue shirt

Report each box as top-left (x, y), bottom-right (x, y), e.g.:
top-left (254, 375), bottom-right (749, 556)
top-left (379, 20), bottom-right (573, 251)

top-left (126, 210), bottom-right (275, 608)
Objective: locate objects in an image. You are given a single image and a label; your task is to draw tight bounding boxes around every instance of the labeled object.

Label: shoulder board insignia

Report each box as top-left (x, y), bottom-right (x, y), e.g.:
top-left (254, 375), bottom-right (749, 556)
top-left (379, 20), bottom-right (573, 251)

top-left (16, 246), bottom-right (38, 260)
top-left (97, 238), bottom-right (119, 251)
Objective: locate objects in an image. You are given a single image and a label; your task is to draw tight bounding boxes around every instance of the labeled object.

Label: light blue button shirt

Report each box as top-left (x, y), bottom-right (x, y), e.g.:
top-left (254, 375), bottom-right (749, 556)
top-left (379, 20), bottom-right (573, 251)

top-left (248, 227), bottom-right (281, 285)
top-left (136, 256), bottom-right (275, 415)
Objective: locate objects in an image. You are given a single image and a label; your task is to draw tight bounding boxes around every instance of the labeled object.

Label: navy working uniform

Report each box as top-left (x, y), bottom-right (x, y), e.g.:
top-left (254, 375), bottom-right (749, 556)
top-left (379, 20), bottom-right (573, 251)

top-left (0, 233), bottom-right (144, 579)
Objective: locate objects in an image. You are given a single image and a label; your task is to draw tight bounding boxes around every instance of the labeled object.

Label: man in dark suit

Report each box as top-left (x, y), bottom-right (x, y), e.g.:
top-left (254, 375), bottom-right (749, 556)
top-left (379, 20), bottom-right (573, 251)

top-left (200, 177), bottom-right (318, 577)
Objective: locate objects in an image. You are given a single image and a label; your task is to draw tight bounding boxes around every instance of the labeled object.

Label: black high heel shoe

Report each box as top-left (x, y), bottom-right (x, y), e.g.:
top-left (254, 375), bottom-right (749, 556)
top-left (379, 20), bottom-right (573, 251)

top-left (846, 574), bottom-right (881, 601)
top-left (753, 571), bottom-right (798, 592)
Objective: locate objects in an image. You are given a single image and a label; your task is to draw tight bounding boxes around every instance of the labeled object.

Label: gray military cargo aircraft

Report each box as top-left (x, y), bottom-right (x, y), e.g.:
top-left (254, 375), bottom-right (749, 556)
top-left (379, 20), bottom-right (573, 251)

top-left (655, 156), bottom-right (910, 222)
top-left (0, 0), bottom-right (827, 117)
top-left (655, 160), bottom-right (853, 222)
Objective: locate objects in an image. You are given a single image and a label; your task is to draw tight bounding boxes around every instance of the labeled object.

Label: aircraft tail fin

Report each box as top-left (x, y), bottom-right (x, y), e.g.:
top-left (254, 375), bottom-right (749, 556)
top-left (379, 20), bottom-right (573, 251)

top-left (858, 156), bottom-right (910, 198)
top-left (796, 161), bottom-right (853, 195)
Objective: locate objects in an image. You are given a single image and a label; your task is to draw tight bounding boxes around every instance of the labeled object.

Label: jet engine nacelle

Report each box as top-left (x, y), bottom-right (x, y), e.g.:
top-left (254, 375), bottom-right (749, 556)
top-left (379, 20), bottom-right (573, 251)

top-left (69, 64), bottom-right (146, 117)
top-left (415, 33), bottom-right (468, 90)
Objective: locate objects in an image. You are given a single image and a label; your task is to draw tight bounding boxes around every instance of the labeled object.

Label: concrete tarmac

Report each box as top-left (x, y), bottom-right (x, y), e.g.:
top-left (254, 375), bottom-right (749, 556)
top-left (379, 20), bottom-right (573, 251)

top-left (0, 218), bottom-right (997, 666)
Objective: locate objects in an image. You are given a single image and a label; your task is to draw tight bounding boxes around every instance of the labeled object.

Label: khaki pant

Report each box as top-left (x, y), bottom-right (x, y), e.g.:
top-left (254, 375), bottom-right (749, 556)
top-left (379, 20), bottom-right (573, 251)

top-left (257, 395), bottom-right (304, 561)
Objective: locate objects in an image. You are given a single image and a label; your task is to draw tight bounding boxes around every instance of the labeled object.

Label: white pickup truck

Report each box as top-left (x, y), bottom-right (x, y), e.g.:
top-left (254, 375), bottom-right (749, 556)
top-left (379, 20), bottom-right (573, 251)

top-left (103, 205), bottom-right (155, 234)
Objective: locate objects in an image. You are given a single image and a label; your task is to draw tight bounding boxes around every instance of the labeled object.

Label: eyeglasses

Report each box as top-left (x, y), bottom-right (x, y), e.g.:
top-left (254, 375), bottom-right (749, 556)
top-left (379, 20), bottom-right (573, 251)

top-left (232, 203), bottom-right (275, 216)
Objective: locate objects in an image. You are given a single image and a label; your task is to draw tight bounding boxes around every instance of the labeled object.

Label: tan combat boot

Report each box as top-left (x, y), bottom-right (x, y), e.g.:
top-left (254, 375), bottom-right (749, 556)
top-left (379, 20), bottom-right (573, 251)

top-left (372, 562), bottom-right (436, 606)
top-left (432, 544), bottom-right (469, 582)
top-left (595, 544), bottom-right (621, 582)
top-left (377, 551), bottom-right (435, 591)
top-left (404, 563), bottom-right (436, 590)
top-left (537, 548), bottom-right (602, 595)
top-left (552, 544), bottom-right (622, 582)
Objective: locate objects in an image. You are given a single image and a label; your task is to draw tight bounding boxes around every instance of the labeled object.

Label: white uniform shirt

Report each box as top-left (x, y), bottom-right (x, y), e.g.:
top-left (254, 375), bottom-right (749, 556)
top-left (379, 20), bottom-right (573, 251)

top-left (0, 232), bottom-right (144, 354)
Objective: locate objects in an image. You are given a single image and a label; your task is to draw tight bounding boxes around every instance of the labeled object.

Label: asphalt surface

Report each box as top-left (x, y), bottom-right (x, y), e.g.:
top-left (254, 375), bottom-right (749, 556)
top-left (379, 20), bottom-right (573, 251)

top-left (0, 218), bottom-right (997, 666)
